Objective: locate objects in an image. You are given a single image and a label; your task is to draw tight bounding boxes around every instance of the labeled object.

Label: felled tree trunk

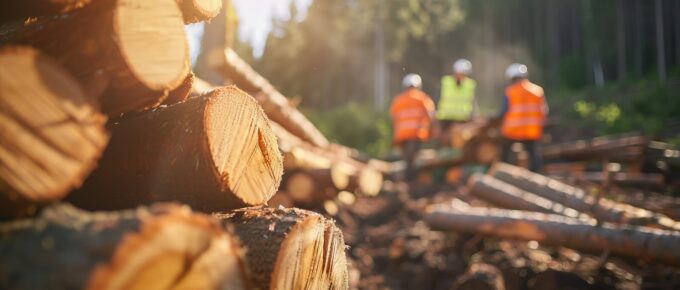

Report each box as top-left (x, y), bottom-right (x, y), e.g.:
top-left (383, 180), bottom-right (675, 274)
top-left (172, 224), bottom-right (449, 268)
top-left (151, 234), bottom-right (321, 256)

top-left (541, 134), bottom-right (649, 162)
top-left (0, 203), bottom-right (248, 290)
top-left (210, 47), bottom-right (329, 148)
top-left (0, 0), bottom-right (91, 23)
top-left (215, 206), bottom-right (348, 290)
top-left (467, 174), bottom-right (591, 221)
top-left (426, 203), bottom-right (680, 267)
top-left (0, 46), bottom-right (108, 217)
top-left (68, 86), bottom-right (283, 212)
top-left (490, 163), bottom-right (680, 230)
top-left (175, 0), bottom-right (222, 24)
top-left (12, 0), bottom-right (189, 115)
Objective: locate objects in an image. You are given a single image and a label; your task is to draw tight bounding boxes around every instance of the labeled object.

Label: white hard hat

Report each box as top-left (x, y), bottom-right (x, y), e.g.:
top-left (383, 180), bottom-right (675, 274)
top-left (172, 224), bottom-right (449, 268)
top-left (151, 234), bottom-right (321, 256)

top-left (402, 73), bottom-right (422, 89)
top-left (453, 59), bottom-right (472, 74)
top-left (505, 63), bottom-right (528, 79)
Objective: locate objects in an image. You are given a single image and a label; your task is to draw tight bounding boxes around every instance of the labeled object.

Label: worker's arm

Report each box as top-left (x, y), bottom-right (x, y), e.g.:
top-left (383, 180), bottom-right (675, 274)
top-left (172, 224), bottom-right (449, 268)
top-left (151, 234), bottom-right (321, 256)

top-left (496, 94), bottom-right (508, 119)
top-left (542, 95), bottom-right (549, 117)
top-left (471, 96), bottom-right (480, 118)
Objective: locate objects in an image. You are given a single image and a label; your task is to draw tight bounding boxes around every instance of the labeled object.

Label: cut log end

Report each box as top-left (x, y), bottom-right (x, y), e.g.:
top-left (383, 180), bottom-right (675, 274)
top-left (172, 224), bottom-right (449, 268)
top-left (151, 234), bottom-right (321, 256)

top-left (216, 206), bottom-right (348, 290)
top-left (206, 86), bottom-right (283, 205)
top-left (115, 0), bottom-right (188, 91)
top-left (0, 46), bottom-right (107, 216)
top-left (176, 0), bottom-right (223, 24)
top-left (357, 167), bottom-right (383, 196)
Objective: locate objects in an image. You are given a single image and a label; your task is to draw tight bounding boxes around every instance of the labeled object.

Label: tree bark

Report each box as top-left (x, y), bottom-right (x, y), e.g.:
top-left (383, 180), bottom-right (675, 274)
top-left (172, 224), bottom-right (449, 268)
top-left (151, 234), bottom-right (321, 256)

top-left (67, 86), bottom-right (283, 212)
top-left (0, 46), bottom-right (108, 217)
top-left (426, 203), bottom-right (680, 267)
top-left (215, 206), bottom-right (348, 290)
top-left (490, 163), bottom-right (680, 230)
top-left (175, 0), bottom-right (222, 24)
top-left (209, 47), bottom-right (330, 148)
top-left (0, 0), bottom-right (91, 23)
top-left (12, 0), bottom-right (189, 115)
top-left (0, 203), bottom-right (248, 290)
top-left (162, 71), bottom-right (195, 105)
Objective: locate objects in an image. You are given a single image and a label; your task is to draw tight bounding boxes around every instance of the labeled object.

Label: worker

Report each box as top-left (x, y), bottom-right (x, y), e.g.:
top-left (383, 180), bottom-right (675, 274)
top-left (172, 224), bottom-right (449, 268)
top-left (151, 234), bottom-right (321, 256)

top-left (389, 73), bottom-right (435, 180)
top-left (436, 58), bottom-right (478, 140)
top-left (498, 63), bottom-right (548, 172)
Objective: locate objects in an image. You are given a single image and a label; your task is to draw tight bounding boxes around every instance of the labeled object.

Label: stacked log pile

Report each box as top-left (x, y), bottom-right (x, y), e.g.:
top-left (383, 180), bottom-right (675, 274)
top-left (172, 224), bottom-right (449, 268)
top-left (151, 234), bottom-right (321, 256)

top-left (0, 2), bottom-right (349, 289)
top-left (541, 133), bottom-right (680, 190)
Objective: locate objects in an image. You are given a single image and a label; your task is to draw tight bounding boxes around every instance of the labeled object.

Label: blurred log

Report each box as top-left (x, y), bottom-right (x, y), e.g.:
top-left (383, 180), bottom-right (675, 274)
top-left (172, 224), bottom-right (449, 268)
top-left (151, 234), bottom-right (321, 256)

top-left (491, 163), bottom-right (680, 230)
top-left (284, 170), bottom-right (338, 208)
top-left (210, 47), bottom-right (329, 148)
top-left (452, 263), bottom-right (506, 290)
top-left (467, 174), bottom-right (591, 221)
top-left (175, 0), bottom-right (222, 24)
top-left (350, 167), bottom-right (384, 196)
top-left (68, 87), bottom-right (282, 212)
top-left (215, 206), bottom-right (348, 290)
top-left (0, 0), bottom-right (91, 23)
top-left (12, 0), bottom-right (189, 115)
top-left (162, 71), bottom-right (194, 105)
top-left (542, 162), bottom-right (587, 175)
top-left (0, 203), bottom-right (248, 290)
top-left (565, 172), bottom-right (665, 188)
top-left (0, 46), bottom-right (108, 217)
top-left (541, 134), bottom-right (649, 162)
top-left (426, 203), bottom-right (680, 267)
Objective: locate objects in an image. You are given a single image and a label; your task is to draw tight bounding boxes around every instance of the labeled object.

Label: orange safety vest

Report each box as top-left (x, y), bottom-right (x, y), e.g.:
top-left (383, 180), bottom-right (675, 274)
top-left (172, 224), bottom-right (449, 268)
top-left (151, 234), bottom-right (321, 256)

top-left (389, 88), bottom-right (435, 144)
top-left (502, 79), bottom-right (546, 141)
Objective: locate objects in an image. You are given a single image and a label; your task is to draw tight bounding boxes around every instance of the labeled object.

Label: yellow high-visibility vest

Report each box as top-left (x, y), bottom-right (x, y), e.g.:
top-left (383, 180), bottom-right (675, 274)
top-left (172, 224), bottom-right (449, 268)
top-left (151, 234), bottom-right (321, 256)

top-left (436, 76), bottom-right (476, 121)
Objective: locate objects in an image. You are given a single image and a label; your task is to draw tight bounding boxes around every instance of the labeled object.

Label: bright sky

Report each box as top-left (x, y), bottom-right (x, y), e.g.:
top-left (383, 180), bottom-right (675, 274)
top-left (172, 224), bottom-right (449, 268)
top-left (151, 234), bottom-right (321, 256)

top-left (233, 0), bottom-right (312, 57)
top-left (186, 0), bottom-right (312, 65)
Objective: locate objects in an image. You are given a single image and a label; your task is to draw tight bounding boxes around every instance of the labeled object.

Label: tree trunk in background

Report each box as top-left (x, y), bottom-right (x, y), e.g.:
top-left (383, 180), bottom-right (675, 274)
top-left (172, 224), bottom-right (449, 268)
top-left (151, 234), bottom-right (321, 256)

top-left (633, 0), bottom-right (644, 77)
top-left (655, 0), bottom-right (667, 83)
top-left (195, 1), bottom-right (227, 85)
top-left (546, 0), bottom-right (560, 88)
top-left (675, 0), bottom-right (680, 68)
top-left (616, 0), bottom-right (627, 81)
top-left (373, 0), bottom-right (387, 110)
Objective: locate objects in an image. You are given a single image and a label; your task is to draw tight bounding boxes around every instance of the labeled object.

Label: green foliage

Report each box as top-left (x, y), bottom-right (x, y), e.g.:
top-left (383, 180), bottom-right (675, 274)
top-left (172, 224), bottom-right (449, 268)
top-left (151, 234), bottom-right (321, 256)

top-left (307, 102), bottom-right (392, 157)
top-left (565, 77), bottom-right (680, 136)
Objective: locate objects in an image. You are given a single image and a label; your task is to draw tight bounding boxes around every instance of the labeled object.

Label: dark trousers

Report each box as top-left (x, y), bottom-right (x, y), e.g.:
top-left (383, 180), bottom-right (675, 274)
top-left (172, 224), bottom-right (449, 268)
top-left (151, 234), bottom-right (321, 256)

top-left (400, 139), bottom-right (421, 180)
top-left (501, 139), bottom-right (541, 172)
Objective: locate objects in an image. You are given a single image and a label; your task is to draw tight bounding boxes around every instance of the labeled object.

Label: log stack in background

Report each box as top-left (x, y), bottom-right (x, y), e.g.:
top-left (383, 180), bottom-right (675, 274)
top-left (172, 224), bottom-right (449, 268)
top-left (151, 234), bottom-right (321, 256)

top-left (0, 1), bottom-right (350, 289)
